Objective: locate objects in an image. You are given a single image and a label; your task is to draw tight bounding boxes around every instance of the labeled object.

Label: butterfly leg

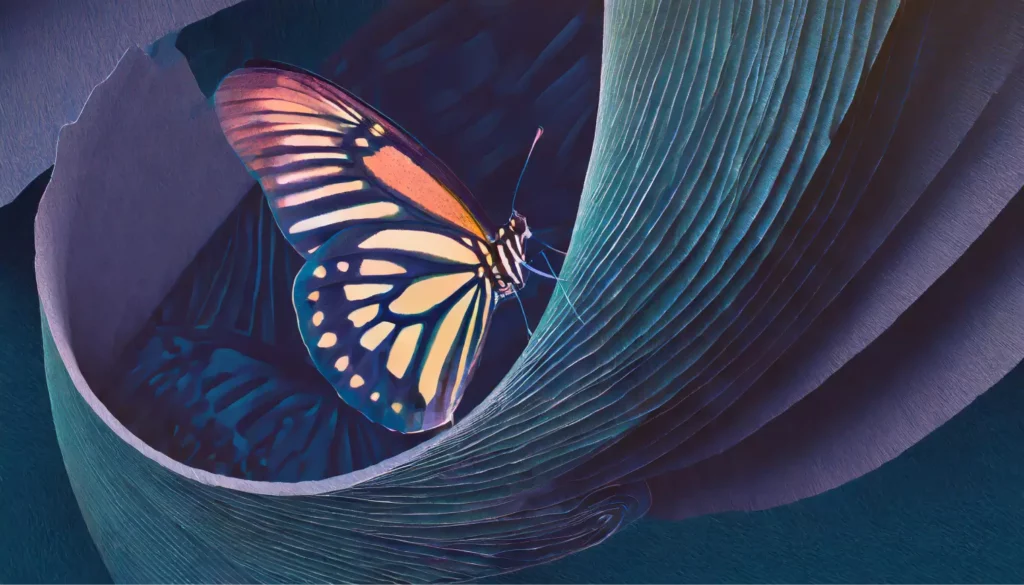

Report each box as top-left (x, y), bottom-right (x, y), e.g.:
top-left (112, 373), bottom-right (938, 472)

top-left (513, 290), bottom-right (533, 338)
top-left (540, 251), bottom-right (584, 325)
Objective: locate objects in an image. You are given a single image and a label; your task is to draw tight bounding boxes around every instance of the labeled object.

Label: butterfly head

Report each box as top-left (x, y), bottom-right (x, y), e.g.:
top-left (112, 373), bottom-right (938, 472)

top-left (509, 210), bottom-right (531, 241)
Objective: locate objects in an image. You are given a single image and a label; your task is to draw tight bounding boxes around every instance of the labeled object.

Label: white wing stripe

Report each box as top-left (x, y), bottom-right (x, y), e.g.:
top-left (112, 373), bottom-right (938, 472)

top-left (276, 180), bottom-right (369, 208)
top-left (288, 201), bottom-right (399, 233)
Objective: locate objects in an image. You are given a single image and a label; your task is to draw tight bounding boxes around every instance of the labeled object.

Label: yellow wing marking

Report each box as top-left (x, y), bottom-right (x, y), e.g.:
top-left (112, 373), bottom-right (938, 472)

top-left (288, 201), bottom-right (399, 233)
top-left (387, 324), bottom-right (424, 379)
top-left (275, 180), bottom-right (369, 208)
top-left (334, 356), bottom-right (349, 371)
top-left (360, 321), bottom-right (396, 351)
top-left (389, 272), bottom-right (474, 315)
top-left (343, 283), bottom-right (392, 301)
top-left (347, 304), bottom-right (379, 327)
top-left (271, 166), bottom-right (346, 187)
top-left (278, 134), bottom-right (340, 149)
top-left (450, 289), bottom-right (482, 410)
top-left (418, 286), bottom-right (477, 405)
top-left (481, 279), bottom-right (492, 334)
top-left (358, 229), bottom-right (479, 264)
top-left (360, 259), bottom-right (407, 276)
top-left (252, 152), bottom-right (349, 171)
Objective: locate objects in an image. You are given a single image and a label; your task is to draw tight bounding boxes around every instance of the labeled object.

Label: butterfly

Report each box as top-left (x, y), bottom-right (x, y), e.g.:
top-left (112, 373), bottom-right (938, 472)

top-left (213, 61), bottom-right (556, 434)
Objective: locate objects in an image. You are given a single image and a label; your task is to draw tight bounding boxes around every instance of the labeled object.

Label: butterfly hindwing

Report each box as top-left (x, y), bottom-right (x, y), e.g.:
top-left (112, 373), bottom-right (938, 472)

top-left (214, 62), bottom-right (491, 257)
top-left (293, 221), bottom-right (495, 433)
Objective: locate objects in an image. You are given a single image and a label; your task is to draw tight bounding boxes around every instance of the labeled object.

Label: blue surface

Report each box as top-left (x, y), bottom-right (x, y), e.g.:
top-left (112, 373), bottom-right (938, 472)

top-left (5, 167), bottom-right (1024, 580)
top-left (0, 0), bottom-right (244, 205)
top-left (0, 170), bottom-right (111, 583)
top-left (496, 363), bottom-right (1024, 583)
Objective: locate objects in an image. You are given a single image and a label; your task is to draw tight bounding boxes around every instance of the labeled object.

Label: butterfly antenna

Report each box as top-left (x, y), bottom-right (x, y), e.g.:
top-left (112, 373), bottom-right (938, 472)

top-left (513, 290), bottom-right (533, 338)
top-left (541, 250), bottom-right (584, 325)
top-left (510, 127), bottom-right (544, 213)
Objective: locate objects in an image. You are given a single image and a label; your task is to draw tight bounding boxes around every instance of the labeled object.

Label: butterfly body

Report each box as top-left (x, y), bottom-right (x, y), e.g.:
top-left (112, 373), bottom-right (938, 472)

top-left (488, 211), bottom-right (532, 297)
top-left (214, 61), bottom-right (534, 434)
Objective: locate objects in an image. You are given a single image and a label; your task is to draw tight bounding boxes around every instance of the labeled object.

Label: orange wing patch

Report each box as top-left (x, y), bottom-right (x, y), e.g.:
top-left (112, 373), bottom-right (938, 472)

top-left (363, 146), bottom-right (486, 240)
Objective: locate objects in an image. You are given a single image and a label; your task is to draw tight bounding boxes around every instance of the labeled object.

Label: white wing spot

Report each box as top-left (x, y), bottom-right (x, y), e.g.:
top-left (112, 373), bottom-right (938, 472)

top-left (276, 180), bottom-right (368, 208)
top-left (344, 284), bottom-right (393, 301)
top-left (289, 201), bottom-right (400, 234)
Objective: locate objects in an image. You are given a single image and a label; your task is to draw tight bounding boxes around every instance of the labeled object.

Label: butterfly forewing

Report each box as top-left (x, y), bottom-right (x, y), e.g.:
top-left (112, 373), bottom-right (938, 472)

top-left (215, 64), bottom-right (490, 257)
top-left (292, 221), bottom-right (494, 433)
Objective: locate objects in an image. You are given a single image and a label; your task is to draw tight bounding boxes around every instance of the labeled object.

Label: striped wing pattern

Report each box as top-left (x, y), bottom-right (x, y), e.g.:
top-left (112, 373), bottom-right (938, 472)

top-left (214, 62), bottom-right (503, 433)
top-left (294, 222), bottom-right (494, 433)
top-left (215, 63), bottom-right (489, 258)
